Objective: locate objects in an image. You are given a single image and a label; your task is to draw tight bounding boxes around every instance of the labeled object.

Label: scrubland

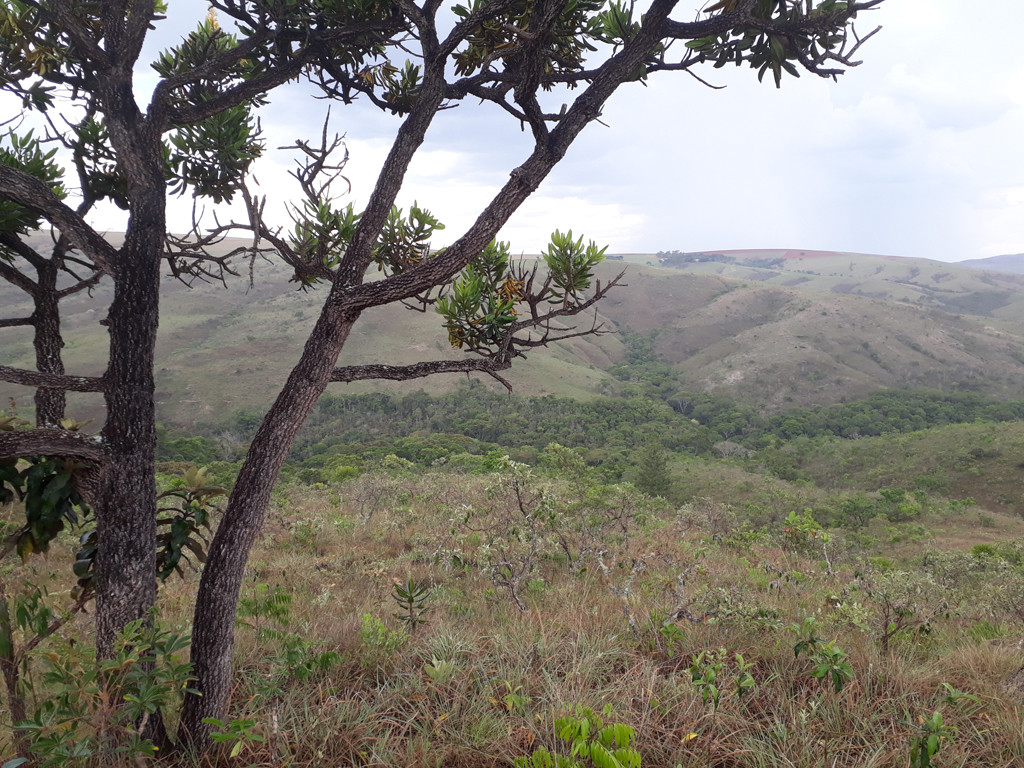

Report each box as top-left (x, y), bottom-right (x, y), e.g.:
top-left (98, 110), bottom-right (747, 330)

top-left (7, 442), bottom-right (1023, 767)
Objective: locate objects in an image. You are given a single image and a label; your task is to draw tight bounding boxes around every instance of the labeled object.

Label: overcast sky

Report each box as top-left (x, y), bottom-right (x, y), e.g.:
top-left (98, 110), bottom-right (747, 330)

top-left (74, 2), bottom-right (1024, 261)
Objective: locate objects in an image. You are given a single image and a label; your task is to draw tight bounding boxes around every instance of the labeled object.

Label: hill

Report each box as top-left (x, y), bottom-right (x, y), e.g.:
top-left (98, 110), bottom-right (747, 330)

top-left (593, 262), bottom-right (1024, 409)
top-left (653, 248), bottom-right (1024, 321)
top-left (957, 253), bottom-right (1024, 274)
top-left (6, 239), bottom-right (1024, 425)
top-left (0, 243), bottom-right (624, 426)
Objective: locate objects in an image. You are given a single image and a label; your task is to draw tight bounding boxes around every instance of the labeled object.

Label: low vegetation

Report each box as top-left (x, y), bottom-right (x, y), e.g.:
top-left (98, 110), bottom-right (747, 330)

top-left (4, 416), bottom-right (1024, 766)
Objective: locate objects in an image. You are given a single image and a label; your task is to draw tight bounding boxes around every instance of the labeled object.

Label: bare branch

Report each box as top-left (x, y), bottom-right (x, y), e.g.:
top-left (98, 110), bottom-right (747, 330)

top-left (0, 318), bottom-right (34, 329)
top-left (331, 356), bottom-right (514, 390)
top-left (57, 271), bottom-right (103, 299)
top-left (0, 365), bottom-right (104, 392)
top-left (21, 599), bottom-right (90, 657)
top-left (0, 429), bottom-right (107, 463)
top-left (0, 233), bottom-right (47, 272)
top-left (0, 252), bottom-right (39, 295)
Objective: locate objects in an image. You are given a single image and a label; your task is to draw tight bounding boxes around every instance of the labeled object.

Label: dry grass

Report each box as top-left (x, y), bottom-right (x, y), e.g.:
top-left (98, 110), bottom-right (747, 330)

top-left (4, 465), bottom-right (1024, 767)
top-left (177, 470), bottom-right (1024, 766)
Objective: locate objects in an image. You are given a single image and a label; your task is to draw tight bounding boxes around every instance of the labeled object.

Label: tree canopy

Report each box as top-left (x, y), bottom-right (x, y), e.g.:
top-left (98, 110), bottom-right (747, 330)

top-left (0, 0), bottom-right (885, 756)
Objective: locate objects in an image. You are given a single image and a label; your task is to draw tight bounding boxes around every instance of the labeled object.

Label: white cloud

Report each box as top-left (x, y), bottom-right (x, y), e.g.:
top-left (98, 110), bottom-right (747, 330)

top-left (13, 0), bottom-right (1024, 262)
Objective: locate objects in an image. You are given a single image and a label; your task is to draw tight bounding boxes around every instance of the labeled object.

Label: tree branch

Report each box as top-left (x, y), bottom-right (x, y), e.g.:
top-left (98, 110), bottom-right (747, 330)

top-left (0, 233), bottom-right (47, 272)
top-left (0, 429), bottom-right (107, 463)
top-left (338, 0), bottom-right (677, 313)
top-left (0, 253), bottom-right (39, 295)
top-left (0, 166), bottom-right (117, 276)
top-left (330, 356), bottom-right (514, 391)
top-left (57, 271), bottom-right (103, 299)
top-left (0, 366), bottom-right (104, 392)
top-left (160, 18), bottom-right (410, 127)
top-left (0, 318), bottom-right (34, 329)
top-left (20, 0), bottom-right (110, 67)
top-left (663, 1), bottom-right (884, 42)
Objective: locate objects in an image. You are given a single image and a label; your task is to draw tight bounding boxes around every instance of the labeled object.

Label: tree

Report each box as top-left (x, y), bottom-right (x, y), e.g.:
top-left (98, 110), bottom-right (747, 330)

top-left (0, 0), bottom-right (886, 755)
top-left (635, 441), bottom-right (671, 498)
top-left (0, 130), bottom-right (104, 427)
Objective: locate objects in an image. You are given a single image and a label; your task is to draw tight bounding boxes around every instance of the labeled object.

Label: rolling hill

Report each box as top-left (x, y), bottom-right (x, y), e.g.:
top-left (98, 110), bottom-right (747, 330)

top-left (5, 240), bottom-right (1024, 426)
top-left (957, 253), bottom-right (1024, 274)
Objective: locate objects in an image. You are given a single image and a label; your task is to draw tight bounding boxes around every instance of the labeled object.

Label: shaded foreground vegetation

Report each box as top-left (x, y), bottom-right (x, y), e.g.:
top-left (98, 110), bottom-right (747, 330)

top-left (5, 420), bottom-right (1024, 765)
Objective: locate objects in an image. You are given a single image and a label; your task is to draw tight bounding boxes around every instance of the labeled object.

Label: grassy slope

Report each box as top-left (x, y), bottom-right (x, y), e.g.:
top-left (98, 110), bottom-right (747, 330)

top-left (6, 241), bottom-right (1024, 424)
top-left (119, 461), bottom-right (1024, 766)
top-left (0, 255), bottom-right (624, 426)
top-left (592, 262), bottom-right (1024, 410)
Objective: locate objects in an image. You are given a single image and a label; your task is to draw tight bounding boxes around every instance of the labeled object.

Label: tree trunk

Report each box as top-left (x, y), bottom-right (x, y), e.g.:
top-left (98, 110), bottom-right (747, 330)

top-left (32, 259), bottom-right (66, 427)
top-left (179, 303), bottom-right (358, 747)
top-left (94, 195), bottom-right (162, 659)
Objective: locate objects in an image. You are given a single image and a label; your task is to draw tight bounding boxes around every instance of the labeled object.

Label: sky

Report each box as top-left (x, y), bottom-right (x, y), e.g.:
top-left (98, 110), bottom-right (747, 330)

top-left (24, 1), bottom-right (1024, 262)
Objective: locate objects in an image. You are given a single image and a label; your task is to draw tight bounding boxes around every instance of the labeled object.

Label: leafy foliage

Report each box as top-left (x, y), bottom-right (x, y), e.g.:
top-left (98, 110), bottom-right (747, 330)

top-left (154, 466), bottom-right (224, 581)
top-left (0, 130), bottom-right (64, 235)
top-left (436, 241), bottom-right (520, 351)
top-left (452, 0), bottom-right (608, 83)
top-left (542, 230), bottom-right (607, 308)
top-left (0, 456), bottom-right (89, 563)
top-left (515, 706), bottom-right (641, 768)
top-left (16, 619), bottom-right (194, 767)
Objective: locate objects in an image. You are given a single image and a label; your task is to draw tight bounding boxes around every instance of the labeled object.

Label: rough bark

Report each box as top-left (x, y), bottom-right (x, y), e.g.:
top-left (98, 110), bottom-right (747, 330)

top-left (94, 215), bottom-right (162, 658)
top-left (32, 259), bottom-right (66, 427)
top-left (179, 304), bottom-right (358, 744)
top-left (0, 428), bottom-right (108, 462)
top-left (90, 1), bottom-right (166, 661)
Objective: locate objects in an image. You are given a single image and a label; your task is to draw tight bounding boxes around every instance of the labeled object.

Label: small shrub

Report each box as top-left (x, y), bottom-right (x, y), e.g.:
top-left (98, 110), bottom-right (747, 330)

top-left (515, 706), bottom-right (640, 768)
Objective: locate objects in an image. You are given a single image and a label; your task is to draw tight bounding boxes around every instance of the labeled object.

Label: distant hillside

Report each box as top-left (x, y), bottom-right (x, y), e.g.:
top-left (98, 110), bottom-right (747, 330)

top-left (6, 239), bottom-right (1024, 425)
top-left (956, 253), bottom-right (1024, 275)
top-left (653, 248), bottom-right (1024, 322)
top-left (0, 249), bottom-right (623, 426)
top-left (594, 264), bottom-right (1024, 410)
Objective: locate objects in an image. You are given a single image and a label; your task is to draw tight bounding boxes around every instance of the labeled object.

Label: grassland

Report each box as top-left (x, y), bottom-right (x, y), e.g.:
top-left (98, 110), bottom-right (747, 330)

top-left (6, 241), bottom-right (1024, 766)
top-left (4, 426), bottom-right (1024, 766)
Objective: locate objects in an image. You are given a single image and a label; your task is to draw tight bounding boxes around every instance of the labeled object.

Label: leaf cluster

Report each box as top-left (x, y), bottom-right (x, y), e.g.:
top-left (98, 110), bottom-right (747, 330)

top-left (391, 577), bottom-right (431, 633)
top-left (0, 129), bottom-right (65, 236)
top-left (543, 230), bottom-right (606, 308)
top-left (1, 456), bottom-right (89, 563)
top-left (154, 466), bottom-right (224, 581)
top-left (686, 0), bottom-right (867, 87)
top-left (374, 203), bottom-right (444, 275)
top-left (436, 240), bottom-right (520, 351)
top-left (515, 705), bottom-right (640, 768)
top-left (452, 0), bottom-right (607, 87)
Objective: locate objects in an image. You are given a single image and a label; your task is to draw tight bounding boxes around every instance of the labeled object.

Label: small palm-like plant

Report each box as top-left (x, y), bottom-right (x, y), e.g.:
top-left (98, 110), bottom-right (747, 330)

top-left (392, 578), bottom-right (430, 634)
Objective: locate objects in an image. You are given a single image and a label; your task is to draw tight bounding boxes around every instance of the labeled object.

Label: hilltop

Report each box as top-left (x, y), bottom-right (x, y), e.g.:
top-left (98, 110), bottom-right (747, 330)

top-left (957, 252), bottom-right (1024, 274)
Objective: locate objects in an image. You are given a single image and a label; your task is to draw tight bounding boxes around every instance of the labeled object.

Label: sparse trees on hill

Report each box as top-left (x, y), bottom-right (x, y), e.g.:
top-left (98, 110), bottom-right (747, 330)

top-left (0, 0), bottom-right (886, 756)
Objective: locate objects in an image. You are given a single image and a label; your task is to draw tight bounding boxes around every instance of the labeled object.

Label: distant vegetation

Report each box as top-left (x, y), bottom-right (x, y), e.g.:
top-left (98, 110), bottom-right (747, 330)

top-left (157, 383), bottom-right (1024, 496)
